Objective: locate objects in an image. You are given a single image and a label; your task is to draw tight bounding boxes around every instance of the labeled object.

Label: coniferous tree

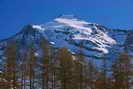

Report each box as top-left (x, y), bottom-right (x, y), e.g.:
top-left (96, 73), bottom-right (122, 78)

top-left (102, 56), bottom-right (108, 89)
top-left (85, 60), bottom-right (97, 89)
top-left (78, 41), bottom-right (85, 89)
top-left (73, 58), bottom-right (84, 89)
top-left (19, 50), bottom-right (29, 89)
top-left (49, 48), bottom-right (59, 89)
top-left (4, 43), bottom-right (19, 89)
top-left (73, 55), bottom-right (86, 89)
top-left (0, 71), bottom-right (9, 89)
top-left (57, 48), bottom-right (74, 89)
top-left (112, 53), bottom-right (131, 89)
top-left (40, 40), bottom-right (51, 89)
top-left (24, 48), bottom-right (36, 89)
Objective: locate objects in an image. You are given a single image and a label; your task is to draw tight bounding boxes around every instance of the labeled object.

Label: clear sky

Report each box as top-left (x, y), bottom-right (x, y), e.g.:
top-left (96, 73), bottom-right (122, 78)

top-left (0, 0), bottom-right (133, 40)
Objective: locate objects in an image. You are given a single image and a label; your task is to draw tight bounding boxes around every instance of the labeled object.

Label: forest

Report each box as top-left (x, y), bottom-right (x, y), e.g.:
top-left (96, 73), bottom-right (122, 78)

top-left (0, 41), bottom-right (132, 89)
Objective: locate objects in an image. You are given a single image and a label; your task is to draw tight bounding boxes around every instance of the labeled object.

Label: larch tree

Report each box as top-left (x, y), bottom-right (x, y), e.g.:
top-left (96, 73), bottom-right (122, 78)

top-left (57, 48), bottom-right (74, 89)
top-left (112, 53), bottom-right (131, 89)
top-left (4, 43), bottom-right (19, 89)
top-left (40, 40), bottom-right (51, 89)
top-left (25, 47), bottom-right (36, 89)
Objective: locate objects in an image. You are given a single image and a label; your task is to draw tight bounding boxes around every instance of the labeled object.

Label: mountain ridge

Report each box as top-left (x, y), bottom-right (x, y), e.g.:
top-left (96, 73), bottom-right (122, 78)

top-left (0, 15), bottom-right (133, 62)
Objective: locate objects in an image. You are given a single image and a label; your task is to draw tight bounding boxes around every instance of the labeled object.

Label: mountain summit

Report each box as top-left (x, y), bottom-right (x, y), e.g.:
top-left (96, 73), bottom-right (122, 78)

top-left (0, 15), bottom-right (132, 62)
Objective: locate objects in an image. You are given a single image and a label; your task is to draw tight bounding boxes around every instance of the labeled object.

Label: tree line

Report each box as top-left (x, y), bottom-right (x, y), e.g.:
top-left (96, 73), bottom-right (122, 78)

top-left (0, 41), bottom-right (132, 89)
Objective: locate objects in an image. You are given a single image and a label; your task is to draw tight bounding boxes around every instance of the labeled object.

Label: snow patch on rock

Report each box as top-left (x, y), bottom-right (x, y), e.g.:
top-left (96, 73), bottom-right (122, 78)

top-left (32, 25), bottom-right (45, 31)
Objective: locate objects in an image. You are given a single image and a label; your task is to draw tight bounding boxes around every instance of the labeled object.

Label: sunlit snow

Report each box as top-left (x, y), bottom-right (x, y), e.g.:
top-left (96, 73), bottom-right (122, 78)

top-left (55, 18), bottom-right (92, 34)
top-left (31, 16), bottom-right (117, 54)
top-left (73, 30), bottom-right (116, 54)
top-left (32, 25), bottom-right (45, 31)
top-left (50, 42), bottom-right (55, 45)
top-left (34, 52), bottom-right (39, 57)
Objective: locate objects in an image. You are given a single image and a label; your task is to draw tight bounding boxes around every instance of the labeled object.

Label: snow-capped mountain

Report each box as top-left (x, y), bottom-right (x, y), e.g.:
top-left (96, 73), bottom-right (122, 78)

top-left (0, 15), bottom-right (132, 62)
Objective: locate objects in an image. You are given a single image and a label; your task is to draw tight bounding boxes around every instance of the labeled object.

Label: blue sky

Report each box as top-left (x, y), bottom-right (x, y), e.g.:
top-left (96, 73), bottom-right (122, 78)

top-left (0, 0), bottom-right (133, 40)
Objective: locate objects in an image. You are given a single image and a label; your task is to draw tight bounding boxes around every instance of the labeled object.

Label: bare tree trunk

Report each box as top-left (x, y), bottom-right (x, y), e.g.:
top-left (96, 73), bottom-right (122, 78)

top-left (45, 66), bottom-right (49, 89)
top-left (13, 70), bottom-right (16, 89)
top-left (79, 64), bottom-right (83, 89)
top-left (21, 71), bottom-right (24, 89)
top-left (42, 70), bottom-right (45, 89)
top-left (24, 69), bottom-right (26, 89)
top-left (52, 71), bottom-right (55, 89)
top-left (29, 64), bottom-right (32, 89)
top-left (103, 57), bottom-right (107, 89)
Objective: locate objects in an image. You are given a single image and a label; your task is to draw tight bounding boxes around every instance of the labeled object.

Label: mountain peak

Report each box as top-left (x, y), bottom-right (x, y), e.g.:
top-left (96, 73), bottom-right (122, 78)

top-left (55, 14), bottom-right (92, 24)
top-left (0, 15), bottom-right (120, 58)
top-left (54, 16), bottom-right (93, 34)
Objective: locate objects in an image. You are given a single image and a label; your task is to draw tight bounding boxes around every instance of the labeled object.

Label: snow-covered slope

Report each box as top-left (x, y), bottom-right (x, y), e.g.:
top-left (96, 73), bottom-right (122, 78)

top-left (54, 17), bottom-right (116, 54)
top-left (0, 15), bottom-right (132, 62)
